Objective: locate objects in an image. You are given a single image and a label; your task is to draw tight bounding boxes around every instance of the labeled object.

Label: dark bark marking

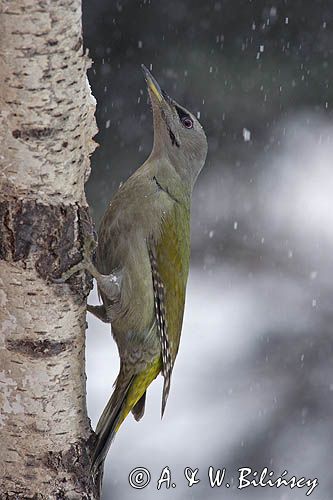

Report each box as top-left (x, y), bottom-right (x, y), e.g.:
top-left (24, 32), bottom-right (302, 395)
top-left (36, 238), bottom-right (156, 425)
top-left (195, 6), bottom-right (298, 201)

top-left (0, 199), bottom-right (94, 298)
top-left (44, 436), bottom-right (97, 498)
top-left (6, 339), bottom-right (73, 358)
top-left (12, 127), bottom-right (54, 140)
top-left (73, 37), bottom-right (82, 51)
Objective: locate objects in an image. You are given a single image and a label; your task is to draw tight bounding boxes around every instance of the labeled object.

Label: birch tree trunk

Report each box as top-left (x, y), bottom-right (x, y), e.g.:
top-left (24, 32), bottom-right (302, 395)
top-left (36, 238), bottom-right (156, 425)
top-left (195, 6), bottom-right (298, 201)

top-left (0, 0), bottom-right (98, 497)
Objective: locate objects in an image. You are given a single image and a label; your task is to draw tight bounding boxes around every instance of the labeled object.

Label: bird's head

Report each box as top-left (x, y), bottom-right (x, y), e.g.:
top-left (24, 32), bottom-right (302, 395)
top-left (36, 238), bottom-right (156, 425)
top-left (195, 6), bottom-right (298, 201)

top-left (142, 65), bottom-right (208, 188)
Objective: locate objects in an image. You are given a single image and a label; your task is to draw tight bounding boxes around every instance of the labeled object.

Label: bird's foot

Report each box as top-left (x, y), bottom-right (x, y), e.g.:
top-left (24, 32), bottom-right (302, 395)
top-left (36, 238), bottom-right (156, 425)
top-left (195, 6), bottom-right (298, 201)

top-left (52, 234), bottom-right (97, 284)
top-left (52, 234), bottom-right (121, 304)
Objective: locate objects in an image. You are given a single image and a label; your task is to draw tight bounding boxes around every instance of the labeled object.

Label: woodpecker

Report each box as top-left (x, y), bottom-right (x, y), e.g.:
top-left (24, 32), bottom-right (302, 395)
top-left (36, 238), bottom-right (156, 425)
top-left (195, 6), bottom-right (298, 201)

top-left (59, 66), bottom-right (207, 477)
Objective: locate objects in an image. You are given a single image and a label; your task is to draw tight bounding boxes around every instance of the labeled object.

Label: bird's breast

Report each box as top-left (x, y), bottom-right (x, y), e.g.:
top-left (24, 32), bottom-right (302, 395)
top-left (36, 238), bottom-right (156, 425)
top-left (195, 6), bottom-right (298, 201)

top-left (99, 185), bottom-right (175, 351)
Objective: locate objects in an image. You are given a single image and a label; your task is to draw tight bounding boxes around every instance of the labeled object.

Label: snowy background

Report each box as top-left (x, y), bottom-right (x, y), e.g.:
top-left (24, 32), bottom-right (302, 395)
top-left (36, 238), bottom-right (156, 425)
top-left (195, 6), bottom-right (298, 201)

top-left (83, 2), bottom-right (333, 499)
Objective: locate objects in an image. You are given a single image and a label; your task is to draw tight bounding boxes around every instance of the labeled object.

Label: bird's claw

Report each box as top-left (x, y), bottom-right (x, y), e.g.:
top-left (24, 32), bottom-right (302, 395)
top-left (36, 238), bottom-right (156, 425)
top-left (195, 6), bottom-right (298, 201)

top-left (51, 261), bottom-right (86, 284)
top-left (52, 234), bottom-right (97, 284)
top-left (82, 233), bottom-right (97, 260)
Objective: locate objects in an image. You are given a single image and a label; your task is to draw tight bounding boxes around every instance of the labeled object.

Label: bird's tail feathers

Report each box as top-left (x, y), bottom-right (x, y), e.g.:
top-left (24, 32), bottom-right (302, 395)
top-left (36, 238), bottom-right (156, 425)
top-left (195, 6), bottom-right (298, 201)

top-left (91, 357), bottom-right (162, 487)
top-left (91, 369), bottom-right (134, 476)
top-left (131, 390), bottom-right (146, 421)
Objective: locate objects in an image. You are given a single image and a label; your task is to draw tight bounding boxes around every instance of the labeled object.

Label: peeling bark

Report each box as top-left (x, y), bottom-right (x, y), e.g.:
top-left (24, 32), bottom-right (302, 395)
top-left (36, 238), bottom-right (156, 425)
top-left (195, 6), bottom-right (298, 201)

top-left (0, 0), bottom-right (98, 498)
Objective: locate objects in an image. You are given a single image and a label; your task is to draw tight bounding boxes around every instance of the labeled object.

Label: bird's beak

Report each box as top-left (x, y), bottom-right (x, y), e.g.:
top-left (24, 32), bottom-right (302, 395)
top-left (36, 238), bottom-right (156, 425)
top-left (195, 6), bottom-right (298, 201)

top-left (141, 64), bottom-right (166, 104)
top-left (141, 64), bottom-right (181, 147)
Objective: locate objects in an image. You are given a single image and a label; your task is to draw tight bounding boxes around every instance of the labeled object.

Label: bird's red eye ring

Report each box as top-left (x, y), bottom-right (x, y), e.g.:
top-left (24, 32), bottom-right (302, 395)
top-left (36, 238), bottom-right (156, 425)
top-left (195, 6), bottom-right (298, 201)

top-left (181, 117), bottom-right (193, 129)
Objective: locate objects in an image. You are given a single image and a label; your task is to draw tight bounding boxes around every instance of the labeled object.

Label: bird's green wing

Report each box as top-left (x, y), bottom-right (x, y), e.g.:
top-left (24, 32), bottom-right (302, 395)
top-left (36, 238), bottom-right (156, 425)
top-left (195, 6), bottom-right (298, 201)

top-left (149, 202), bottom-right (191, 415)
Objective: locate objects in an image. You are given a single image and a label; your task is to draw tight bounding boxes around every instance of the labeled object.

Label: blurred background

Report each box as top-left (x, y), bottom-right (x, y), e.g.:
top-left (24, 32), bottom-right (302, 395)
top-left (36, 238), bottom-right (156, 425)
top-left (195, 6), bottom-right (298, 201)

top-left (82, 1), bottom-right (333, 499)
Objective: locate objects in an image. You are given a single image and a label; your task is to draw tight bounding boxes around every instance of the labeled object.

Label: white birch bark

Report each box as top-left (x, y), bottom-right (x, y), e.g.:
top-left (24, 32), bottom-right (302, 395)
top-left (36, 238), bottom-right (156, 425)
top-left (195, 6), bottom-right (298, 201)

top-left (0, 0), bottom-right (98, 497)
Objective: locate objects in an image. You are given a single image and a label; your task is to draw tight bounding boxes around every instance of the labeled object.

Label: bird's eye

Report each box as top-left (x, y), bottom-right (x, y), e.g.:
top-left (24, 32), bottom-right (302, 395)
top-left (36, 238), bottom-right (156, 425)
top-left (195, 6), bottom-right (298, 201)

top-left (181, 117), bottom-right (193, 129)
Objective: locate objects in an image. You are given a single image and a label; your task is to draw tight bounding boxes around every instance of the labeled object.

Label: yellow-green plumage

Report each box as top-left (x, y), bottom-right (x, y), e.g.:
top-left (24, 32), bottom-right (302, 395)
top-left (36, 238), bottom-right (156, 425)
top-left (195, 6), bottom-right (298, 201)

top-left (114, 357), bottom-right (162, 432)
top-left (156, 203), bottom-right (190, 362)
top-left (103, 202), bottom-right (189, 428)
top-left (112, 202), bottom-right (191, 431)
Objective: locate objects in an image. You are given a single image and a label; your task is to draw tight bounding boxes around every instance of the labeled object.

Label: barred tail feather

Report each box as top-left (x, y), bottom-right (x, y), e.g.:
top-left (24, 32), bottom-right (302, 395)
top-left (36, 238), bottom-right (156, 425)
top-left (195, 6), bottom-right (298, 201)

top-left (161, 368), bottom-right (172, 418)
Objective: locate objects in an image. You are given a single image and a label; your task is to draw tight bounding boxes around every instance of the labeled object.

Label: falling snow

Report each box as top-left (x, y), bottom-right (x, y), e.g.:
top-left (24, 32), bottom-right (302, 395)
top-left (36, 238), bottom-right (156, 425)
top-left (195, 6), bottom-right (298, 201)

top-left (243, 128), bottom-right (251, 141)
top-left (83, 3), bottom-right (333, 498)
